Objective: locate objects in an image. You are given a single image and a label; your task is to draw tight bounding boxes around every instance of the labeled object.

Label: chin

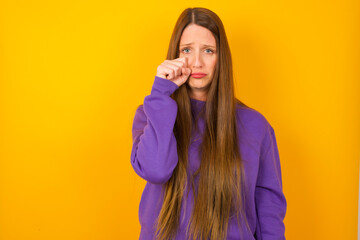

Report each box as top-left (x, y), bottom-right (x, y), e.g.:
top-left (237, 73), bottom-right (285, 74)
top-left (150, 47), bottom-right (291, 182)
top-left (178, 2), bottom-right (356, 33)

top-left (187, 82), bottom-right (204, 89)
top-left (187, 79), bottom-right (210, 90)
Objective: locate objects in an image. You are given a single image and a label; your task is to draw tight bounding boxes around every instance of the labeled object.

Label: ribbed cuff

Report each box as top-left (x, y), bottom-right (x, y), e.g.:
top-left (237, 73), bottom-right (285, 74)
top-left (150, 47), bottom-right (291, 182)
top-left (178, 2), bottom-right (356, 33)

top-left (151, 76), bottom-right (179, 96)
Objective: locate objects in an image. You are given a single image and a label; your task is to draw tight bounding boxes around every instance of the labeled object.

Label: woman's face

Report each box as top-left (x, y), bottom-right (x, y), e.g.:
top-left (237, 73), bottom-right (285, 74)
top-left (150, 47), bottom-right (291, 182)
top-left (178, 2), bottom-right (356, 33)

top-left (179, 24), bottom-right (217, 94)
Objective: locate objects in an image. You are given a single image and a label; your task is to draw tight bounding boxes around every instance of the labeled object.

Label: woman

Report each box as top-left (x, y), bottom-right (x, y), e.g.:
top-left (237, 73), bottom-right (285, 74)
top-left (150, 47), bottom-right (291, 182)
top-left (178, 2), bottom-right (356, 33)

top-left (131, 7), bottom-right (287, 240)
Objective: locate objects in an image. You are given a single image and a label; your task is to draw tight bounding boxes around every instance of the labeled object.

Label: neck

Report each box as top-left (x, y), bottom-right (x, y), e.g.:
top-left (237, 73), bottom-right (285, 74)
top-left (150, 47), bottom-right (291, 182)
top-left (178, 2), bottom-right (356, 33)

top-left (188, 89), bottom-right (207, 101)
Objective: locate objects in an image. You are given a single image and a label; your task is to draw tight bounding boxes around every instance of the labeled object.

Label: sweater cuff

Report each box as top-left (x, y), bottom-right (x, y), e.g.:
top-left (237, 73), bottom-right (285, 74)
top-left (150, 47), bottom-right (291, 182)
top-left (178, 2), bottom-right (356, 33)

top-left (151, 76), bottom-right (179, 96)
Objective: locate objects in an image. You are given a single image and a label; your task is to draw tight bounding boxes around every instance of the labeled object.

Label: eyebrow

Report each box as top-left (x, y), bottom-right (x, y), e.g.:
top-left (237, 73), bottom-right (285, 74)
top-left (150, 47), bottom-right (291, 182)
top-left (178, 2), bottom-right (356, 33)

top-left (179, 43), bottom-right (216, 48)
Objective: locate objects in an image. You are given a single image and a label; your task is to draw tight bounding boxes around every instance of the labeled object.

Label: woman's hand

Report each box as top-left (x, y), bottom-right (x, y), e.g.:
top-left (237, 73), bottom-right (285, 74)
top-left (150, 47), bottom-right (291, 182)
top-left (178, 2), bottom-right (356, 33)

top-left (156, 57), bottom-right (191, 87)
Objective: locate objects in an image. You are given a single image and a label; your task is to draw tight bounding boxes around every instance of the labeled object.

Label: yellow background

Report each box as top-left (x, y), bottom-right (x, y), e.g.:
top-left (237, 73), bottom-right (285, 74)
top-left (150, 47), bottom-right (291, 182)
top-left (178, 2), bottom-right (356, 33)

top-left (0, 0), bottom-right (359, 239)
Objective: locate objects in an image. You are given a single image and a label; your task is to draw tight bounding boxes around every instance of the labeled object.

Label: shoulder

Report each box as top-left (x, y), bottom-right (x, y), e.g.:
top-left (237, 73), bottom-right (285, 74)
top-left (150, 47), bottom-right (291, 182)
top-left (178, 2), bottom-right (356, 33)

top-left (235, 100), bottom-right (273, 142)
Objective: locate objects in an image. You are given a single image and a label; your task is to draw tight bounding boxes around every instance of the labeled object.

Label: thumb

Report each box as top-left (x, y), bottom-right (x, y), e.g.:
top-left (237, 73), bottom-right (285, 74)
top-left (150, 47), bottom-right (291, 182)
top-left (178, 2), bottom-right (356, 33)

top-left (173, 68), bottom-right (191, 86)
top-left (181, 68), bottom-right (191, 80)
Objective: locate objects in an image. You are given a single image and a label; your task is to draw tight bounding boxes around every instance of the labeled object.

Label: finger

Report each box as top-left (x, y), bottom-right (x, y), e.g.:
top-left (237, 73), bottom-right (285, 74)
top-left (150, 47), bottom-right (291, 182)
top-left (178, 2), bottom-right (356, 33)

top-left (160, 65), bottom-right (176, 80)
top-left (165, 59), bottom-right (184, 68)
top-left (163, 61), bottom-right (182, 77)
top-left (180, 68), bottom-right (191, 82)
top-left (167, 60), bottom-right (185, 72)
top-left (183, 67), bottom-right (191, 77)
top-left (177, 57), bottom-right (188, 68)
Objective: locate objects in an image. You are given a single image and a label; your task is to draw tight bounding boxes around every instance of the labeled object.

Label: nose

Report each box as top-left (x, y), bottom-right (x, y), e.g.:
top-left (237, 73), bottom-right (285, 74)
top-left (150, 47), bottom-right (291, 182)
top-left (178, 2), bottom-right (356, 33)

top-left (190, 51), bottom-right (203, 68)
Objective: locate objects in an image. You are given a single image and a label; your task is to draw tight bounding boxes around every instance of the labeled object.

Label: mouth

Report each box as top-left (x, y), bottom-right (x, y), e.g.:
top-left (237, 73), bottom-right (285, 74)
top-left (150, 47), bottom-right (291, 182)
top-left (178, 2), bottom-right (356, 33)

top-left (190, 73), bottom-right (207, 79)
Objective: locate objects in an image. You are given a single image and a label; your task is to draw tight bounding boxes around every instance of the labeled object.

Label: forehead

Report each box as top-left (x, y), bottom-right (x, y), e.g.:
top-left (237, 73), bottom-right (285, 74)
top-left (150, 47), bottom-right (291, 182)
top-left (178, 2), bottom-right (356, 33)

top-left (179, 24), bottom-right (216, 46)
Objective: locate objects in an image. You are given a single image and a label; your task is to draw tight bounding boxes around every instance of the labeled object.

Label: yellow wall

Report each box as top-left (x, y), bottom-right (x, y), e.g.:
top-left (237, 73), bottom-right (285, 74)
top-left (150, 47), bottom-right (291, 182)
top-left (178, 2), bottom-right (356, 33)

top-left (0, 0), bottom-right (359, 239)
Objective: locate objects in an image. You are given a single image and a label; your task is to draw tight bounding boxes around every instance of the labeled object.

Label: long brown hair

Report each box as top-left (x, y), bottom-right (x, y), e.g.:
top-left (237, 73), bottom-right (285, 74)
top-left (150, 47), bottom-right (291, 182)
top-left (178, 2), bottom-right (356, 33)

top-left (155, 7), bottom-right (251, 240)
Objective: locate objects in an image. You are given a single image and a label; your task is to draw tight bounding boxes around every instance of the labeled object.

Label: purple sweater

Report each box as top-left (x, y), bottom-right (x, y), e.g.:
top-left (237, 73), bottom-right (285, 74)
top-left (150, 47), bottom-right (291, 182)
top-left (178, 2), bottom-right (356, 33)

top-left (131, 76), bottom-right (287, 240)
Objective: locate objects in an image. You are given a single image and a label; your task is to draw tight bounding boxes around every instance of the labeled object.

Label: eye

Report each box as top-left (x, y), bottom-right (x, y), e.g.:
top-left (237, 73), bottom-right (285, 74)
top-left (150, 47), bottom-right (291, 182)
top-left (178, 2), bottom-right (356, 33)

top-left (205, 49), bottom-right (214, 53)
top-left (181, 48), bottom-right (190, 53)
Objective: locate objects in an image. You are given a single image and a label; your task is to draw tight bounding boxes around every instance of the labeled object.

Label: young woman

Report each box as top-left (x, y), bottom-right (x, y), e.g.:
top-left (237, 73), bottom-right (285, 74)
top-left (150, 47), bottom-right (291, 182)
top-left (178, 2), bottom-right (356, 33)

top-left (130, 7), bottom-right (287, 240)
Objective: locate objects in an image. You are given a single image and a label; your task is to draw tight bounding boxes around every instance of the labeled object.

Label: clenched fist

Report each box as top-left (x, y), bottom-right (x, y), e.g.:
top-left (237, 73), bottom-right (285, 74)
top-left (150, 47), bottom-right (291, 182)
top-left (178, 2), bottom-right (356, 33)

top-left (156, 57), bottom-right (192, 87)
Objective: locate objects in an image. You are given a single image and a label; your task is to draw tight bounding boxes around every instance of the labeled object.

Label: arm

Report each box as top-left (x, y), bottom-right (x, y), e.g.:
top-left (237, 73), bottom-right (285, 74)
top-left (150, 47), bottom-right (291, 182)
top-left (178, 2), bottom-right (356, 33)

top-left (130, 76), bottom-right (179, 184)
top-left (255, 125), bottom-right (287, 240)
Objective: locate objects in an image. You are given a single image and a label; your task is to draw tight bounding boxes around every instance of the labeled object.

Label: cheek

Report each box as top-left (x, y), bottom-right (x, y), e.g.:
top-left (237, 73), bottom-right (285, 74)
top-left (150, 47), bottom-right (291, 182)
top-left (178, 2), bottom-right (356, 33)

top-left (209, 59), bottom-right (217, 73)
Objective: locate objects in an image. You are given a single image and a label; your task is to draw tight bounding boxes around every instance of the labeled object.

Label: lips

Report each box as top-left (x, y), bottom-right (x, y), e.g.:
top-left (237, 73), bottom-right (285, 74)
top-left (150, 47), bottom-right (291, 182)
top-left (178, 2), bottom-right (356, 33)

top-left (191, 73), bottom-right (207, 78)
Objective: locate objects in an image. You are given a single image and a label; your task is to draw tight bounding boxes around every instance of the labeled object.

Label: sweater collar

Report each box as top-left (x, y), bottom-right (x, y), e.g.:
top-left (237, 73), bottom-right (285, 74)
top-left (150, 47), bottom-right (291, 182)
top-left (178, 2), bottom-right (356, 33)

top-left (190, 98), bottom-right (206, 114)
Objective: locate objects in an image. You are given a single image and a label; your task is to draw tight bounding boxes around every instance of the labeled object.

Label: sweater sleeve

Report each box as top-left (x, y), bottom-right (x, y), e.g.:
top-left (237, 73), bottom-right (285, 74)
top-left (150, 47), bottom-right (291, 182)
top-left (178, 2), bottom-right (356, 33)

top-left (255, 124), bottom-right (287, 240)
top-left (130, 76), bottom-right (179, 184)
